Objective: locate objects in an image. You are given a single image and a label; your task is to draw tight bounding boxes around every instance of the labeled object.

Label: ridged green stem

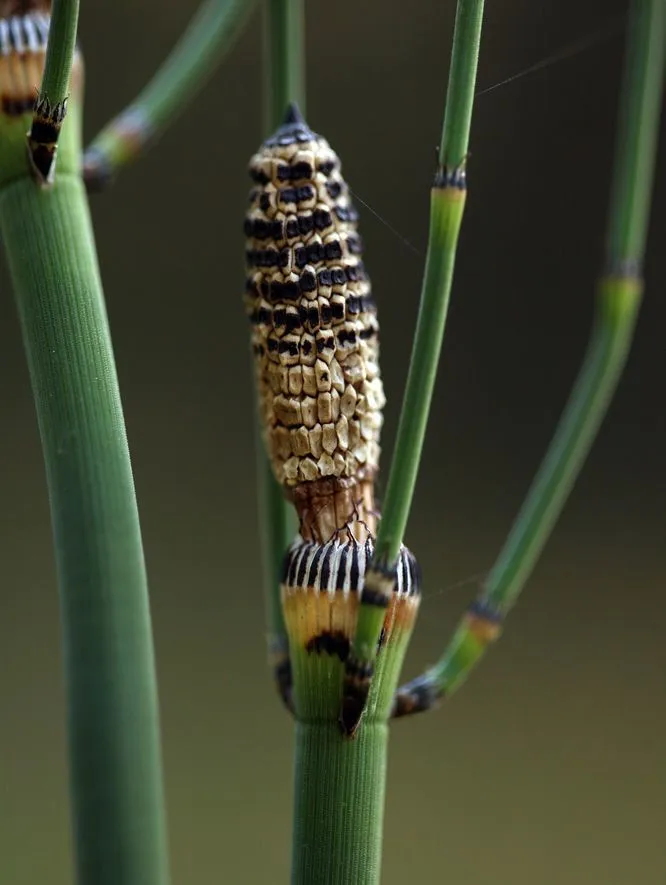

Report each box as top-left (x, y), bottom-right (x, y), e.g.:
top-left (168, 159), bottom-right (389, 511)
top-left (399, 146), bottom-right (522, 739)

top-left (0, 12), bottom-right (170, 879)
top-left (346, 0), bottom-right (485, 731)
top-left (373, 0), bottom-right (484, 567)
top-left (394, 0), bottom-right (664, 709)
top-left (264, 0), bottom-right (305, 129)
top-left (288, 615), bottom-right (415, 884)
top-left (0, 174), bottom-right (171, 885)
top-left (26, 0), bottom-right (79, 184)
top-left (38, 0), bottom-right (79, 104)
top-left (83, 0), bottom-right (257, 185)
top-left (486, 0), bottom-right (664, 611)
top-left (292, 724), bottom-right (386, 885)
top-left (439, 0), bottom-right (485, 168)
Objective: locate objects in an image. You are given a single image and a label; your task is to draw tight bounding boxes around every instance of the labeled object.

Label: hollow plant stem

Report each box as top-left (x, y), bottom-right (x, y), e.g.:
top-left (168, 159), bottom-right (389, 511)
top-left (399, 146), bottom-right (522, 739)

top-left (343, 0), bottom-right (485, 736)
top-left (286, 618), bottom-right (415, 885)
top-left (292, 723), bottom-right (387, 883)
top-left (394, 0), bottom-right (665, 713)
top-left (0, 5), bottom-right (170, 883)
top-left (83, 0), bottom-right (257, 187)
top-left (27, 0), bottom-right (80, 183)
top-left (264, 0), bottom-right (305, 130)
top-left (38, 0), bottom-right (79, 102)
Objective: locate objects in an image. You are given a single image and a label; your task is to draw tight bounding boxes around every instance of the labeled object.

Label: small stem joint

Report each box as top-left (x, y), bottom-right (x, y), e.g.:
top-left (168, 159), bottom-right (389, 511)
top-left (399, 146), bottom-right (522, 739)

top-left (391, 673), bottom-right (442, 718)
top-left (391, 596), bottom-right (504, 718)
top-left (338, 562), bottom-right (395, 738)
top-left (339, 654), bottom-right (375, 738)
top-left (434, 154), bottom-right (469, 191)
top-left (27, 93), bottom-right (68, 186)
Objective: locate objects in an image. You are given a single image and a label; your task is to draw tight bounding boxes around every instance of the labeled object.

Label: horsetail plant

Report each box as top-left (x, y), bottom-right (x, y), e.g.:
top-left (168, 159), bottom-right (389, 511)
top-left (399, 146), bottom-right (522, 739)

top-left (246, 0), bottom-right (664, 881)
top-left (3, 1), bottom-right (662, 884)
top-left (0, 2), bottom-right (170, 885)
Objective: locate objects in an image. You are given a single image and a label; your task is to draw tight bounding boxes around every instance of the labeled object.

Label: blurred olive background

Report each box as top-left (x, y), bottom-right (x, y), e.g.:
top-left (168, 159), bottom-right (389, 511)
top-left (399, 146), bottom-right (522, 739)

top-left (1, 1), bottom-right (664, 883)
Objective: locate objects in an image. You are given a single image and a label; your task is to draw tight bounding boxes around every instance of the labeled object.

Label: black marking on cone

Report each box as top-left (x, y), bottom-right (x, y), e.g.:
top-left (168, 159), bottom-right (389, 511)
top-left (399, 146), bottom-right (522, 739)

top-left (306, 630), bottom-right (350, 661)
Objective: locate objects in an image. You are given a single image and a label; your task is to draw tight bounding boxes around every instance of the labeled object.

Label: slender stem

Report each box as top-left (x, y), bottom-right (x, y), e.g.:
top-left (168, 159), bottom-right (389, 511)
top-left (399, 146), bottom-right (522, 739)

top-left (343, 0), bottom-right (485, 736)
top-left (38, 0), bottom-right (79, 103)
top-left (264, 0), bottom-right (305, 128)
top-left (83, 0), bottom-right (257, 187)
top-left (393, 0), bottom-right (665, 713)
top-left (484, 286), bottom-right (640, 610)
top-left (439, 0), bottom-right (485, 168)
top-left (486, 0), bottom-right (664, 612)
top-left (604, 1), bottom-right (664, 265)
top-left (27, 0), bottom-right (80, 184)
top-left (375, 0), bottom-right (484, 565)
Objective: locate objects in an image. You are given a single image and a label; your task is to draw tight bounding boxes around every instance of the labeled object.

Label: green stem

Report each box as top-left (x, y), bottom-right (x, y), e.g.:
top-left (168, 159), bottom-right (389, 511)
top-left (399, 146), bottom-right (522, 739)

top-left (393, 0), bottom-right (665, 712)
top-left (264, 0), bottom-right (305, 128)
top-left (0, 8), bottom-right (170, 880)
top-left (27, 0), bottom-right (80, 184)
top-left (484, 285), bottom-right (640, 610)
top-left (605, 0), bottom-right (664, 264)
top-left (439, 0), bottom-right (485, 168)
top-left (486, 0), bottom-right (664, 612)
top-left (375, 0), bottom-right (484, 565)
top-left (292, 724), bottom-right (387, 885)
top-left (39, 0), bottom-right (79, 103)
top-left (0, 175), bottom-right (171, 885)
top-left (287, 615), bottom-right (415, 883)
top-left (83, 0), bottom-right (257, 186)
top-left (343, 0), bottom-right (485, 735)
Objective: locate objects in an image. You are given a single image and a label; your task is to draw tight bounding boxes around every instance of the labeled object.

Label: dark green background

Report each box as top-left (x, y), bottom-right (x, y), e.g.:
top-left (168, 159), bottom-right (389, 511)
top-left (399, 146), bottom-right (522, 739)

top-left (1, 1), bottom-right (664, 882)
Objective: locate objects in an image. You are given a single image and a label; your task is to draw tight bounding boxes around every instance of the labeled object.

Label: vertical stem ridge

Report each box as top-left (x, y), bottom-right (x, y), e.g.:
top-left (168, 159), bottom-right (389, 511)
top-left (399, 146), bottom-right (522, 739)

top-left (264, 0), bottom-right (305, 127)
top-left (292, 723), bottom-right (387, 885)
top-left (0, 176), bottom-right (171, 885)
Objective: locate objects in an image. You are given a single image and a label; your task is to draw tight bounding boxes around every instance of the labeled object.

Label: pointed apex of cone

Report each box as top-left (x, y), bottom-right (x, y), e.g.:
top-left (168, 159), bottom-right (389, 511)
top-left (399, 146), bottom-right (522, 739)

top-left (264, 103), bottom-right (318, 148)
top-left (283, 102), bottom-right (304, 126)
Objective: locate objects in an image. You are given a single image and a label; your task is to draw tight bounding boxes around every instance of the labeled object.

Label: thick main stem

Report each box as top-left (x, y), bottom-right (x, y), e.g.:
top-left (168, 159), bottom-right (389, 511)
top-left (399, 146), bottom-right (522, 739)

top-left (292, 723), bottom-right (387, 885)
top-left (0, 176), bottom-right (170, 885)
